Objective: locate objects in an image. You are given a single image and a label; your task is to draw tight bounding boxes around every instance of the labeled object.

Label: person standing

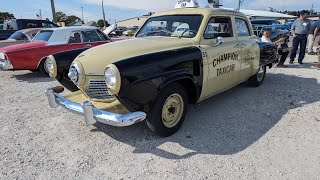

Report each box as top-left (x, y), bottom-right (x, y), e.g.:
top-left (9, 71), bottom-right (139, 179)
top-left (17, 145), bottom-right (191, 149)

top-left (307, 20), bottom-right (320, 55)
top-left (290, 10), bottom-right (311, 64)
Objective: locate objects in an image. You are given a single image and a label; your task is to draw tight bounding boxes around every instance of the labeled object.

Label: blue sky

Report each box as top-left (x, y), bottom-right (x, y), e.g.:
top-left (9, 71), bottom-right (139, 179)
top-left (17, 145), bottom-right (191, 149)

top-left (0, 0), bottom-right (319, 23)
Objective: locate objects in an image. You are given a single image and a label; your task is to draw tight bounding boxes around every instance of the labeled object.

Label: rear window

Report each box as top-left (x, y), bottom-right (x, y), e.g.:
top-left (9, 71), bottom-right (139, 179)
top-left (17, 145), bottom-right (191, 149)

top-left (9, 31), bottom-right (28, 40)
top-left (33, 31), bottom-right (53, 42)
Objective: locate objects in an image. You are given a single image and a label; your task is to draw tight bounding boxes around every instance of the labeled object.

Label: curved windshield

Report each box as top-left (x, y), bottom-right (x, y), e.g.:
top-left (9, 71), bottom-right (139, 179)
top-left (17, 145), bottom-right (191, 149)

top-left (33, 31), bottom-right (53, 42)
top-left (9, 31), bottom-right (29, 40)
top-left (136, 15), bottom-right (203, 38)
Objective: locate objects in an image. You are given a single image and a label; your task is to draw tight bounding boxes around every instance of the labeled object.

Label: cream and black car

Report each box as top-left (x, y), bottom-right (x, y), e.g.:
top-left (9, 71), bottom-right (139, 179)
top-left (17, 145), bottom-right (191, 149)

top-left (45, 8), bottom-right (278, 137)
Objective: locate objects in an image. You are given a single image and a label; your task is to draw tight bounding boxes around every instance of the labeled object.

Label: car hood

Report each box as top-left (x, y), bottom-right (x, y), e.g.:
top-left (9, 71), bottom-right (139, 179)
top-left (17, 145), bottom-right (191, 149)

top-left (75, 37), bottom-right (195, 75)
top-left (0, 41), bottom-right (47, 52)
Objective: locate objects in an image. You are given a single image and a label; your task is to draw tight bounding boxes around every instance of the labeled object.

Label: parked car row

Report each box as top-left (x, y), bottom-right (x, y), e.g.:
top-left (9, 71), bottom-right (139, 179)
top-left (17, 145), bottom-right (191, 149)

top-left (0, 26), bottom-right (120, 75)
top-left (109, 26), bottom-right (140, 37)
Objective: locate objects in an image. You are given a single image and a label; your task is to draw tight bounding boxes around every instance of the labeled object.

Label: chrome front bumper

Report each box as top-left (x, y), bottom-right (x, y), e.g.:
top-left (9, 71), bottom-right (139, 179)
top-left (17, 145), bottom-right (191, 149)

top-left (45, 88), bottom-right (147, 127)
top-left (0, 59), bottom-right (13, 70)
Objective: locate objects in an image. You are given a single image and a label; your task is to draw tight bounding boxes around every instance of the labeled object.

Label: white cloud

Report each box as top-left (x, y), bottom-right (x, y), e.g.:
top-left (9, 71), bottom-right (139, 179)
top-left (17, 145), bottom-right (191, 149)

top-left (243, 0), bottom-right (319, 11)
top-left (83, 0), bottom-right (320, 12)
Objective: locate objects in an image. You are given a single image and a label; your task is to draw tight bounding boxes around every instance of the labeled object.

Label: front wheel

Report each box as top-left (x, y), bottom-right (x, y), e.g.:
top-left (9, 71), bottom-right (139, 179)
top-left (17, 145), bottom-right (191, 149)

top-left (39, 60), bottom-right (49, 77)
top-left (246, 65), bottom-right (266, 87)
top-left (146, 83), bottom-right (188, 137)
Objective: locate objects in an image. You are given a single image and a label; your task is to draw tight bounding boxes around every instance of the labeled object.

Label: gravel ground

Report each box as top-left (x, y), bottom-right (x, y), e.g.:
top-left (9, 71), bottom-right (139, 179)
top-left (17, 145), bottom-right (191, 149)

top-left (1, 53), bottom-right (320, 179)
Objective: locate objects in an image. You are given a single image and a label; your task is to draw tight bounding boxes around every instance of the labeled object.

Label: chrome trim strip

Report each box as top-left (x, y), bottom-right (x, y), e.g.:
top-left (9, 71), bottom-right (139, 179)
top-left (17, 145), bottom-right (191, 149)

top-left (45, 88), bottom-right (146, 127)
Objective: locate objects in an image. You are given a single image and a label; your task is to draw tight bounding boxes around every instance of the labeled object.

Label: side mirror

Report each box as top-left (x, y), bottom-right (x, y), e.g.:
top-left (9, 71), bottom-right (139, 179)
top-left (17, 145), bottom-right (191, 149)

top-left (212, 36), bottom-right (224, 47)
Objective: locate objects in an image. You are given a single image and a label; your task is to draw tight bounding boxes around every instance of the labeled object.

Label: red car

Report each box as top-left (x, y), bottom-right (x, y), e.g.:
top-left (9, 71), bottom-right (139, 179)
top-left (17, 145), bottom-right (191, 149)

top-left (0, 26), bottom-right (119, 74)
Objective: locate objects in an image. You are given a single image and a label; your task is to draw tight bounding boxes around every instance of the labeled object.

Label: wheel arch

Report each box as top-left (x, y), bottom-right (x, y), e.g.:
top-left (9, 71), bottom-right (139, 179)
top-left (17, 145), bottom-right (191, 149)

top-left (159, 75), bottom-right (199, 104)
top-left (36, 56), bottom-right (48, 69)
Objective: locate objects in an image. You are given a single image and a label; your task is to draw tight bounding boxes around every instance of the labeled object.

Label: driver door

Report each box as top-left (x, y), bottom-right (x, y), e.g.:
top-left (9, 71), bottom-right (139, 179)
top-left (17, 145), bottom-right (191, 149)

top-left (200, 16), bottom-right (242, 98)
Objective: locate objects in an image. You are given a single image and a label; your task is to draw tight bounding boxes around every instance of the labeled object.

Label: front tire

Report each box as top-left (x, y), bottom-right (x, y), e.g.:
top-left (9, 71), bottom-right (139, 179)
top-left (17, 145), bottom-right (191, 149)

top-left (246, 65), bottom-right (266, 87)
top-left (39, 60), bottom-right (49, 77)
top-left (146, 83), bottom-right (188, 137)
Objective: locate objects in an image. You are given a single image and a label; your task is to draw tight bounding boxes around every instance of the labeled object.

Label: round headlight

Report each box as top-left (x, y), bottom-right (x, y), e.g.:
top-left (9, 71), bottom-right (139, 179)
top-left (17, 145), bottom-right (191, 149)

top-left (68, 66), bottom-right (79, 83)
top-left (45, 58), bottom-right (54, 73)
top-left (105, 67), bottom-right (116, 86)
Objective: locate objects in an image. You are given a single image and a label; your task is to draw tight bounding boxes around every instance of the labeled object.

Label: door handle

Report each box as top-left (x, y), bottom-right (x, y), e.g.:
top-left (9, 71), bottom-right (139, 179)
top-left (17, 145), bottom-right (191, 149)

top-left (84, 44), bottom-right (92, 47)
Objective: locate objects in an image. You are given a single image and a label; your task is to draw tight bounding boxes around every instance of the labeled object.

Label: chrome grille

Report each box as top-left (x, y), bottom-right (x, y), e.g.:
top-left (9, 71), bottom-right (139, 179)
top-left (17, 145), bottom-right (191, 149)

top-left (85, 80), bottom-right (114, 100)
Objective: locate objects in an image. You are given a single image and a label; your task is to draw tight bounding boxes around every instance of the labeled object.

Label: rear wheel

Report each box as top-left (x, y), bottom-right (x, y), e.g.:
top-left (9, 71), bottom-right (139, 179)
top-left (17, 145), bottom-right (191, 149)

top-left (146, 83), bottom-right (188, 137)
top-left (246, 65), bottom-right (266, 87)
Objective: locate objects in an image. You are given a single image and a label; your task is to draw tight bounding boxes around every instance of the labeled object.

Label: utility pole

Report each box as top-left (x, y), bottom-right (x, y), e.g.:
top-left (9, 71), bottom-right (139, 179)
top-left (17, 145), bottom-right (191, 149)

top-left (81, 6), bottom-right (84, 24)
top-left (50, 0), bottom-right (57, 22)
top-left (237, 0), bottom-right (241, 11)
top-left (102, 0), bottom-right (107, 28)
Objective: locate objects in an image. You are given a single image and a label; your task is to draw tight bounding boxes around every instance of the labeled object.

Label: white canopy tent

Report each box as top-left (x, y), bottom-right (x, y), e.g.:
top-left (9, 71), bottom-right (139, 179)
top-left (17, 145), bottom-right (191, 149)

top-left (238, 9), bottom-right (296, 19)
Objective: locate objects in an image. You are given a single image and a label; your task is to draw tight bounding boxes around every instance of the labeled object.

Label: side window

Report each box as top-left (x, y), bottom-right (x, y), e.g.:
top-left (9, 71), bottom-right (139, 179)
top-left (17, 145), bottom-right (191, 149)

top-left (27, 23), bottom-right (38, 28)
top-left (235, 18), bottom-right (251, 37)
top-left (82, 30), bottom-right (102, 42)
top-left (68, 31), bottom-right (82, 44)
top-left (204, 17), bottom-right (233, 39)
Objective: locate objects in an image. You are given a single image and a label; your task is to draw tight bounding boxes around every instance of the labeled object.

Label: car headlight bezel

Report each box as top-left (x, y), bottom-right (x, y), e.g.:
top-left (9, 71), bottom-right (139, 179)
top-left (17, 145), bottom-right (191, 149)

top-left (105, 67), bottom-right (116, 86)
top-left (105, 64), bottom-right (121, 95)
top-left (45, 55), bottom-right (57, 78)
top-left (68, 62), bottom-right (85, 86)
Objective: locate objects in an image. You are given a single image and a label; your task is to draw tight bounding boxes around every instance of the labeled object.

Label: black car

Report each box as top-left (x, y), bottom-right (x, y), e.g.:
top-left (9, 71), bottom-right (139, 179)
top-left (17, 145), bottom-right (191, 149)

top-left (0, 19), bottom-right (59, 40)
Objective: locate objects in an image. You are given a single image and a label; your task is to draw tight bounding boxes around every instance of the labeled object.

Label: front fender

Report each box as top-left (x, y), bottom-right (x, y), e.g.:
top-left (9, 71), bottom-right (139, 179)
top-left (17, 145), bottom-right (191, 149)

top-left (52, 48), bottom-right (89, 92)
top-left (114, 46), bottom-right (203, 112)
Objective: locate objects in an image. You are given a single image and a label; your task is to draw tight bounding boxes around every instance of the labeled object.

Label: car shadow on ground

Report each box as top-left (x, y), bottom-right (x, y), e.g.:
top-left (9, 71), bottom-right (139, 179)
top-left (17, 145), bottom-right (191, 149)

top-left (92, 73), bottom-right (320, 159)
top-left (11, 71), bottom-right (54, 83)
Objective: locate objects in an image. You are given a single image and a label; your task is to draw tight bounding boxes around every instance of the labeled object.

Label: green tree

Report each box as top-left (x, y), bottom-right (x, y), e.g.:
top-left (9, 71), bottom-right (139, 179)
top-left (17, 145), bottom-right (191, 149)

top-left (97, 19), bottom-right (110, 28)
top-left (55, 11), bottom-right (67, 22)
top-left (55, 11), bottom-right (81, 26)
top-left (0, 12), bottom-right (15, 23)
top-left (65, 15), bottom-right (81, 25)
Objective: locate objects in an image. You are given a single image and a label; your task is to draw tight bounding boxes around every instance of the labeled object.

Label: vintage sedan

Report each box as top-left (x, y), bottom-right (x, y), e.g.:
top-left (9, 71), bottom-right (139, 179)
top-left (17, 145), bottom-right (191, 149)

top-left (0, 28), bottom-right (41, 48)
top-left (45, 8), bottom-right (278, 137)
top-left (0, 26), bottom-right (115, 75)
